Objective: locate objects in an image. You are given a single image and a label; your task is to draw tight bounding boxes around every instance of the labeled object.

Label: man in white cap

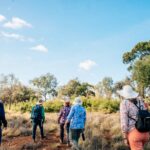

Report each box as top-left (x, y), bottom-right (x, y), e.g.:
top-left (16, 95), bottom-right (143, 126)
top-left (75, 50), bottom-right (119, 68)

top-left (65, 97), bottom-right (86, 150)
top-left (58, 96), bottom-right (71, 146)
top-left (31, 100), bottom-right (45, 142)
top-left (118, 85), bottom-right (149, 150)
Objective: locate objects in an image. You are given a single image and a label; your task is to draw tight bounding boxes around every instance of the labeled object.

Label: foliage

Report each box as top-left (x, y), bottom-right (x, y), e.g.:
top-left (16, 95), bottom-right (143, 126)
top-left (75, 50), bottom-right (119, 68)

top-left (96, 77), bottom-right (113, 99)
top-left (123, 41), bottom-right (150, 97)
top-left (123, 41), bottom-right (150, 69)
top-left (58, 78), bottom-right (95, 97)
top-left (132, 55), bottom-right (150, 95)
top-left (6, 97), bottom-right (120, 113)
top-left (30, 73), bottom-right (58, 100)
top-left (0, 74), bottom-right (20, 109)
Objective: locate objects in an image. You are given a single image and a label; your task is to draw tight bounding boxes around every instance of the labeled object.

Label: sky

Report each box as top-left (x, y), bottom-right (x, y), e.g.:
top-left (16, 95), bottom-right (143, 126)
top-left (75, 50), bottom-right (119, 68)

top-left (0, 0), bottom-right (150, 86)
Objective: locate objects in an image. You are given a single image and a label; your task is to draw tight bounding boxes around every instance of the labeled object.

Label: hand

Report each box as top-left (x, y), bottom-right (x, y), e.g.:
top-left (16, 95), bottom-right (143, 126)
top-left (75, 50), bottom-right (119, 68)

top-left (64, 123), bottom-right (67, 128)
top-left (123, 139), bottom-right (129, 146)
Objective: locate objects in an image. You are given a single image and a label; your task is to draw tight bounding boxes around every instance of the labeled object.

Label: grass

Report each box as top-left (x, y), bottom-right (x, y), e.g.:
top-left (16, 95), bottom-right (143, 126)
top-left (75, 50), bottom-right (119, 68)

top-left (1, 111), bottom-right (150, 150)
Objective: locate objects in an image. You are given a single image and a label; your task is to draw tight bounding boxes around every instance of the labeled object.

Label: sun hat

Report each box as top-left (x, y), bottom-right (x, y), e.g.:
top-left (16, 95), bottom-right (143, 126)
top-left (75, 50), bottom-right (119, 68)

top-left (73, 97), bottom-right (82, 105)
top-left (64, 96), bottom-right (70, 103)
top-left (117, 85), bottom-right (139, 99)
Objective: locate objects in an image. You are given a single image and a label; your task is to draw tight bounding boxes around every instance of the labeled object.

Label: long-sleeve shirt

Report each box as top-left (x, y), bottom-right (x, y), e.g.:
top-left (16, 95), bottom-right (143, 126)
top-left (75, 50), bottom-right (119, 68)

top-left (0, 102), bottom-right (7, 127)
top-left (58, 106), bottom-right (71, 124)
top-left (120, 99), bottom-right (146, 133)
top-left (31, 105), bottom-right (45, 122)
top-left (67, 104), bottom-right (86, 129)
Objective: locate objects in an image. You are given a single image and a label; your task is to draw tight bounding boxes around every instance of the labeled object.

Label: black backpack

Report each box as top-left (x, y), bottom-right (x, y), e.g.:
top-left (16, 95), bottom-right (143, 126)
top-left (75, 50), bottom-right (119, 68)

top-left (128, 100), bottom-right (150, 132)
top-left (32, 105), bottom-right (42, 121)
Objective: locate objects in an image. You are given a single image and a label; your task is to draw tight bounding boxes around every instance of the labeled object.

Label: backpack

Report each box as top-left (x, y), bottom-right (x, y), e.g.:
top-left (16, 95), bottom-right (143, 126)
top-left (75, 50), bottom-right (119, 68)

top-left (128, 100), bottom-right (150, 132)
top-left (31, 105), bottom-right (42, 121)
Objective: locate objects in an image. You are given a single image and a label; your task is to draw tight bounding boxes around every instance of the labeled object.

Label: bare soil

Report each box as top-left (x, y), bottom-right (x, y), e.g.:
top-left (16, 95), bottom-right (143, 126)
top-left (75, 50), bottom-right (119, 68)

top-left (2, 130), bottom-right (71, 150)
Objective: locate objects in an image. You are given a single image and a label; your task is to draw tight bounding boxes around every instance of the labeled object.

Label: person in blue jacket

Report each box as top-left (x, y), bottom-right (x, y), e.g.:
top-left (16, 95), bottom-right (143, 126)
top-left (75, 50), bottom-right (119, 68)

top-left (0, 100), bottom-right (7, 146)
top-left (65, 97), bottom-right (86, 150)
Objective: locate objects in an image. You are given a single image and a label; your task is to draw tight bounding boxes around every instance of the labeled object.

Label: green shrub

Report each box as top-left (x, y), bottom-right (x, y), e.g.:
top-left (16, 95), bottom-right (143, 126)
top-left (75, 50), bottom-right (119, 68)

top-left (6, 97), bottom-right (120, 113)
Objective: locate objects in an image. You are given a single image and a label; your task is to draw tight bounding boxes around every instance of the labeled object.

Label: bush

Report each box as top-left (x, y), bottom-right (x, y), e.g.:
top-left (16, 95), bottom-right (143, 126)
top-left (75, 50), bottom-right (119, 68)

top-left (6, 97), bottom-right (120, 113)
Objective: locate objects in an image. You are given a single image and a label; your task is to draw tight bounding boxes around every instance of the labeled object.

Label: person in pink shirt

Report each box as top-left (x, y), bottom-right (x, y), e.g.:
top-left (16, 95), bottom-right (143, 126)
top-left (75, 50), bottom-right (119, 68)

top-left (118, 85), bottom-right (149, 150)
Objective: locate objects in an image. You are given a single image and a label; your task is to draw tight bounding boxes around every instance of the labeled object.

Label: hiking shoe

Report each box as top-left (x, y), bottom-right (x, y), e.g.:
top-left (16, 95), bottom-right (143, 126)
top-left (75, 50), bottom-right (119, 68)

top-left (41, 136), bottom-right (46, 140)
top-left (67, 142), bottom-right (71, 147)
top-left (59, 139), bottom-right (64, 144)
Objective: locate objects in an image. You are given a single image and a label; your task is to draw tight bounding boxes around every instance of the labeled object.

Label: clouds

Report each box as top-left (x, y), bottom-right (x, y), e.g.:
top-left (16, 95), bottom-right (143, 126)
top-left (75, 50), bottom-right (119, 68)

top-left (31, 44), bottom-right (48, 53)
top-left (0, 31), bottom-right (34, 42)
top-left (0, 14), bottom-right (6, 22)
top-left (4, 17), bottom-right (32, 29)
top-left (79, 60), bottom-right (97, 71)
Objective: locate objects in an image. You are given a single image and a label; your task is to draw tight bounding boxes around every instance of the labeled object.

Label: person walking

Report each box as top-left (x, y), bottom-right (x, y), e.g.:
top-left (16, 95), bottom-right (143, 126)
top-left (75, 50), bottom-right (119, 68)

top-left (31, 100), bottom-right (45, 142)
top-left (58, 97), bottom-right (71, 146)
top-left (65, 97), bottom-right (86, 150)
top-left (118, 85), bottom-right (150, 150)
top-left (0, 100), bottom-right (7, 146)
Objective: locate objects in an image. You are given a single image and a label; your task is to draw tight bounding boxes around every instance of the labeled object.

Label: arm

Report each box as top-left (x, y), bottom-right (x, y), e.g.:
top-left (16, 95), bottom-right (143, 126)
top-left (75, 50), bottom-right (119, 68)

top-left (42, 106), bottom-right (45, 123)
top-left (31, 106), bottom-right (34, 119)
top-left (58, 108), bottom-right (63, 124)
top-left (65, 106), bottom-right (75, 124)
top-left (83, 109), bottom-right (86, 127)
top-left (120, 101), bottom-right (128, 139)
top-left (1, 104), bottom-right (7, 128)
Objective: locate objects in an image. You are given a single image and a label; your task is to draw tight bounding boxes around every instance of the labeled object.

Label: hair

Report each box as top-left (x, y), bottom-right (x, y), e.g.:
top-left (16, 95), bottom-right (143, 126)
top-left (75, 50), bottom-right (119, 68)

top-left (65, 102), bottom-right (70, 107)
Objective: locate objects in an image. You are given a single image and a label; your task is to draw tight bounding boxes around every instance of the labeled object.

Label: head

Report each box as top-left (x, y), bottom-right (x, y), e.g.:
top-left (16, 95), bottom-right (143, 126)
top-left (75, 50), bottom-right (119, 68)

top-left (117, 85), bottom-right (139, 100)
top-left (73, 97), bottom-right (82, 105)
top-left (36, 99), bottom-right (43, 105)
top-left (63, 96), bottom-right (70, 106)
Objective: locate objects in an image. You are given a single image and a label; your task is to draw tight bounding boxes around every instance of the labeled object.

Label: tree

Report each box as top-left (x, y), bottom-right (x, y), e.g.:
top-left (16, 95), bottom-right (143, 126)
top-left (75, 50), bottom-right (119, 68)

top-left (123, 41), bottom-right (150, 97)
top-left (123, 41), bottom-right (150, 70)
top-left (30, 73), bottom-right (57, 100)
top-left (58, 79), bottom-right (94, 97)
top-left (132, 55), bottom-right (150, 96)
top-left (97, 77), bottom-right (113, 99)
top-left (0, 74), bottom-right (20, 109)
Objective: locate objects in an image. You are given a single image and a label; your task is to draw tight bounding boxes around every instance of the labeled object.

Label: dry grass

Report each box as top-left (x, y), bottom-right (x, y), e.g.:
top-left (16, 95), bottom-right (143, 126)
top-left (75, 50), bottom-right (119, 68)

top-left (1, 111), bottom-right (150, 150)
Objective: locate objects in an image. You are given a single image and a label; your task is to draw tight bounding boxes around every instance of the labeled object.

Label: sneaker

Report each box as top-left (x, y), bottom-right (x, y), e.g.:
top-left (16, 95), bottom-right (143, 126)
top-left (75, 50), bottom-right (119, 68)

top-left (59, 139), bottom-right (63, 144)
top-left (67, 142), bottom-right (71, 147)
top-left (41, 136), bottom-right (46, 140)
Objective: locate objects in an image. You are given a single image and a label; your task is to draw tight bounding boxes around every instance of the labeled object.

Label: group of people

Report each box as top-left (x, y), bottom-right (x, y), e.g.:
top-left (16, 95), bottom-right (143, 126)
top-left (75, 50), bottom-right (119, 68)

top-left (0, 85), bottom-right (150, 150)
top-left (30, 97), bottom-right (86, 150)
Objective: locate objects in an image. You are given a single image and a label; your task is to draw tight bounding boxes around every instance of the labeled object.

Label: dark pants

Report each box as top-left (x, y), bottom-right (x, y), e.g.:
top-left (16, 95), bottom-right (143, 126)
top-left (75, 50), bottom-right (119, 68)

top-left (32, 120), bottom-right (44, 140)
top-left (60, 123), bottom-right (70, 143)
top-left (71, 129), bottom-right (82, 149)
top-left (0, 128), bottom-right (2, 145)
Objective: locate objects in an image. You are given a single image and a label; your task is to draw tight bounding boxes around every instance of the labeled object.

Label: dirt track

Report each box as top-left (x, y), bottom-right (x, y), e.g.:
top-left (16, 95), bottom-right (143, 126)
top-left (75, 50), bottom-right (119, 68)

top-left (2, 130), bottom-right (71, 150)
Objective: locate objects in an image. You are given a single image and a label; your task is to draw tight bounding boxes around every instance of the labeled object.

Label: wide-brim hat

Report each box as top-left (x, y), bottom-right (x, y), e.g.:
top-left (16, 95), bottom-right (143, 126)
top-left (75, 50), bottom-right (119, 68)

top-left (117, 85), bottom-right (139, 99)
top-left (73, 97), bottom-right (82, 105)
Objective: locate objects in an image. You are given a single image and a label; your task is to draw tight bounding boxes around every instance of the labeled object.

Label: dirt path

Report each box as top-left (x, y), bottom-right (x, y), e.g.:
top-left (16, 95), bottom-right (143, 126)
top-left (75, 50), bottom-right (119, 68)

top-left (2, 131), bottom-right (71, 150)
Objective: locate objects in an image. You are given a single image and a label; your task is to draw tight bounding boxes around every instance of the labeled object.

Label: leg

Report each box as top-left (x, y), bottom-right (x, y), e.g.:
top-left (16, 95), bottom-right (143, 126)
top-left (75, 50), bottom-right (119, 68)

top-left (0, 128), bottom-right (2, 145)
top-left (60, 124), bottom-right (64, 143)
top-left (66, 123), bottom-right (70, 144)
top-left (32, 122), bottom-right (37, 141)
top-left (71, 129), bottom-right (80, 150)
top-left (39, 121), bottom-right (44, 139)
